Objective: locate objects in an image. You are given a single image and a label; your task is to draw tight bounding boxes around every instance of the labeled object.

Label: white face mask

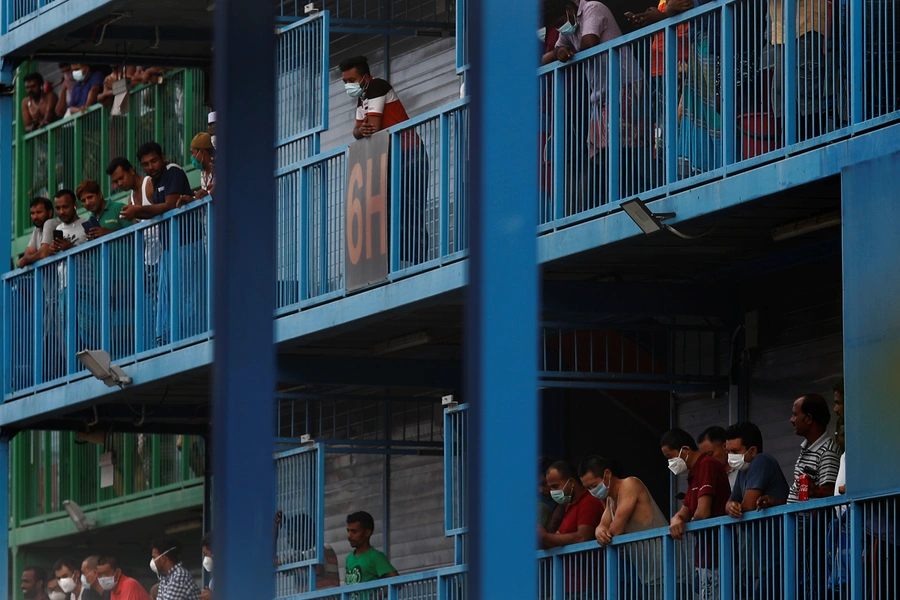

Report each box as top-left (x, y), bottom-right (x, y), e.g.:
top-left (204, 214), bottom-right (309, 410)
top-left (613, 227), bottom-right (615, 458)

top-left (667, 448), bottom-right (688, 475)
top-left (202, 556), bottom-right (213, 573)
top-left (59, 577), bottom-right (77, 593)
top-left (149, 557), bottom-right (159, 575)
top-left (72, 69), bottom-right (84, 82)
top-left (98, 576), bottom-right (116, 591)
top-left (49, 592), bottom-right (67, 600)
top-left (537, 27), bottom-right (547, 42)
top-left (728, 451), bottom-right (752, 472)
top-left (80, 574), bottom-right (90, 588)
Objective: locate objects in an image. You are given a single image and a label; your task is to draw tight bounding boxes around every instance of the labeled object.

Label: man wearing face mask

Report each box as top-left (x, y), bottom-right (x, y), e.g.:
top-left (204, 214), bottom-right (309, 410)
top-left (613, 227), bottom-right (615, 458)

top-left (65, 63), bottom-right (105, 116)
top-left (580, 455), bottom-right (667, 596)
top-left (340, 55), bottom-right (430, 265)
top-left (54, 557), bottom-right (96, 600)
top-left (48, 578), bottom-right (68, 600)
top-left (724, 422), bottom-right (789, 517)
top-left (151, 537), bottom-right (201, 600)
top-left (95, 556), bottom-right (149, 600)
top-left (723, 422), bottom-right (789, 598)
top-left (80, 556), bottom-right (107, 600)
top-left (538, 460), bottom-right (605, 549)
top-left (21, 565), bottom-right (49, 600)
top-left (661, 428), bottom-right (730, 600)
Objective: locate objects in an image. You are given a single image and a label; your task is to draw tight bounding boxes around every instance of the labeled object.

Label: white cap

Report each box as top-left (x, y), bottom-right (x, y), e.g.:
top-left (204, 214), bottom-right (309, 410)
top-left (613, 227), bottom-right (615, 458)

top-left (208, 111), bottom-right (217, 124)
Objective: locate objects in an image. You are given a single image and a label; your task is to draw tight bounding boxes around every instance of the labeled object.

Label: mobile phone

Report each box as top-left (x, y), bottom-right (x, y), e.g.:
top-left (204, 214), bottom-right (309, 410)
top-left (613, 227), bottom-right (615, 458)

top-left (82, 217), bottom-right (100, 232)
top-left (53, 230), bottom-right (63, 240)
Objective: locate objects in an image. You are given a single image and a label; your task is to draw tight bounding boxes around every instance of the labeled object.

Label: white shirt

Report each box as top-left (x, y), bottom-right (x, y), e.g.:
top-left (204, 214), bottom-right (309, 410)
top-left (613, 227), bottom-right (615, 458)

top-left (56, 218), bottom-right (88, 246)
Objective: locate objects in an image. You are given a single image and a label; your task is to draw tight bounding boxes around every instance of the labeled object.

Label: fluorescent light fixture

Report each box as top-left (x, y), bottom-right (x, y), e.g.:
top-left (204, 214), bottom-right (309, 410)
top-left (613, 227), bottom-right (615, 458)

top-left (63, 500), bottom-right (96, 532)
top-left (374, 331), bottom-right (431, 355)
top-left (771, 211), bottom-right (842, 242)
top-left (165, 518), bottom-right (203, 535)
top-left (621, 198), bottom-right (675, 235)
top-left (76, 349), bottom-right (132, 387)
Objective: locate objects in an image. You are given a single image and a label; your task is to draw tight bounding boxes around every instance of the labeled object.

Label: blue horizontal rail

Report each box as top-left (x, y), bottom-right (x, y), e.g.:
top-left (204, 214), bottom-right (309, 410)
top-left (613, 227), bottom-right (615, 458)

top-left (287, 564), bottom-right (468, 600)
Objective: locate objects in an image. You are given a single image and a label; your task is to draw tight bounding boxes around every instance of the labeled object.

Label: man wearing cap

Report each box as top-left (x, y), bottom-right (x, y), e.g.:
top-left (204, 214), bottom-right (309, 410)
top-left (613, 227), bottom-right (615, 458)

top-left (179, 133), bottom-right (215, 207)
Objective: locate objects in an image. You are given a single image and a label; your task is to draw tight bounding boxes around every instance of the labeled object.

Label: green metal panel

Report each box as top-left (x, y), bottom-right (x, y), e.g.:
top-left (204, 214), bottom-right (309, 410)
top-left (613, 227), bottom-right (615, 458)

top-left (9, 483), bottom-right (204, 546)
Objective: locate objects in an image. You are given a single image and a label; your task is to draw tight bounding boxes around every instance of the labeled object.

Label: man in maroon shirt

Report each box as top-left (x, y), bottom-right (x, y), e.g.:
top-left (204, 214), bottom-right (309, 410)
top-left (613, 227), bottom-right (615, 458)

top-left (661, 428), bottom-right (730, 600)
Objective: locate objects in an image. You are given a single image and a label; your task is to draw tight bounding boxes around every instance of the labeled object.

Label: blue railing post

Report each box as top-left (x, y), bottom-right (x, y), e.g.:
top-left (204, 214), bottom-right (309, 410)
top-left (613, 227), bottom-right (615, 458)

top-left (662, 534), bottom-right (676, 599)
top-left (849, 501), bottom-right (864, 599)
top-left (552, 68), bottom-right (566, 220)
top-left (719, 522), bottom-right (734, 598)
top-left (100, 242), bottom-right (111, 352)
top-left (65, 256), bottom-right (76, 374)
top-left (782, 512), bottom-right (797, 600)
top-left (298, 166), bottom-right (309, 301)
top-left (552, 555), bottom-right (564, 599)
top-left (606, 545), bottom-right (619, 600)
top-left (849, 0), bottom-right (864, 124)
top-left (720, 2), bottom-right (735, 167)
top-left (608, 49), bottom-right (621, 203)
top-left (783, 0), bottom-right (798, 145)
top-left (169, 215), bottom-right (180, 343)
top-left (134, 230), bottom-right (145, 354)
top-left (212, 0), bottom-right (277, 593)
top-left (439, 112), bottom-right (451, 257)
top-left (32, 268), bottom-right (43, 385)
top-left (664, 25), bottom-right (678, 186)
top-left (390, 135), bottom-right (401, 273)
top-left (468, 0), bottom-right (539, 599)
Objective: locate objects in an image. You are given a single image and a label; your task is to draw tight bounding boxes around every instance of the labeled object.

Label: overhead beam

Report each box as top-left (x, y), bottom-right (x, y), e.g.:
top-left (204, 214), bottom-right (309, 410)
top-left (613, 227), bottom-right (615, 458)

top-left (67, 25), bottom-right (213, 42)
top-left (276, 355), bottom-right (460, 389)
top-left (542, 281), bottom-right (735, 317)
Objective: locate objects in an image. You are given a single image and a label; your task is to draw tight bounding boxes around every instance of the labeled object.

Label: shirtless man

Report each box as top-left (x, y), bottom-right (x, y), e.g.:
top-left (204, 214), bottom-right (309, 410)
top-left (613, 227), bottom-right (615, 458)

top-left (579, 455), bottom-right (669, 595)
top-left (21, 73), bottom-right (58, 132)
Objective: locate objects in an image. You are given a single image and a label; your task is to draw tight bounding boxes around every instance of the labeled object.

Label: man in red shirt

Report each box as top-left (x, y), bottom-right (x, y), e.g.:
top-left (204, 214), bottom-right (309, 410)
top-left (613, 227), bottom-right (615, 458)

top-left (539, 460), bottom-right (606, 549)
top-left (95, 556), bottom-right (151, 600)
top-left (661, 428), bottom-right (730, 600)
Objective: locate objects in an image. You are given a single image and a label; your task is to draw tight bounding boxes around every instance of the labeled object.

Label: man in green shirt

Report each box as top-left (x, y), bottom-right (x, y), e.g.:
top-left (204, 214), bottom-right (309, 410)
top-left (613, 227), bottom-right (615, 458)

top-left (344, 511), bottom-right (398, 595)
top-left (76, 179), bottom-right (132, 240)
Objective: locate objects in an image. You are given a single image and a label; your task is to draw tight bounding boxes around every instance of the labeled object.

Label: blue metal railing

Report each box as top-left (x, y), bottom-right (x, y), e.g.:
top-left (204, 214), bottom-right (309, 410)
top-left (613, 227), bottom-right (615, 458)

top-left (533, 493), bottom-right (900, 600)
top-left (2, 200), bottom-right (212, 396)
top-left (275, 99), bottom-right (469, 311)
top-left (285, 564), bottom-right (468, 600)
top-left (537, 0), bottom-right (900, 229)
top-left (276, 11), bottom-right (329, 168)
top-left (275, 443), bottom-right (326, 597)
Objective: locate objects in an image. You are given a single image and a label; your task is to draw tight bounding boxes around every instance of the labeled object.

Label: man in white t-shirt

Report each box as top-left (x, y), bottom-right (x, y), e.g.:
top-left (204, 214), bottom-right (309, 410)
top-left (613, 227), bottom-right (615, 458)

top-left (18, 197), bottom-right (60, 268)
top-left (49, 190), bottom-right (87, 253)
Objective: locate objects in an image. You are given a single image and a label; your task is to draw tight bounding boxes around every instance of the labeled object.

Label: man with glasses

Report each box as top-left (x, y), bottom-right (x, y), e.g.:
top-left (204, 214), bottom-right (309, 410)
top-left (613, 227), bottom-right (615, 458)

top-left (152, 538), bottom-right (201, 600)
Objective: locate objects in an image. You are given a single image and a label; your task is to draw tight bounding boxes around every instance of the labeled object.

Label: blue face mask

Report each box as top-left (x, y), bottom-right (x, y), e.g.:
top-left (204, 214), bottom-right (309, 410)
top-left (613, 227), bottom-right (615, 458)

top-left (344, 82), bottom-right (364, 98)
top-left (191, 156), bottom-right (203, 170)
top-left (589, 473), bottom-right (611, 500)
top-left (537, 27), bottom-right (547, 42)
top-left (557, 16), bottom-right (578, 35)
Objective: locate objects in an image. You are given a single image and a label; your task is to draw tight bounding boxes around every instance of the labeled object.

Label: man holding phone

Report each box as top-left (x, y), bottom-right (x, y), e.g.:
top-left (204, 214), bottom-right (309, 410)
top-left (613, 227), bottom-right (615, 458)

top-left (17, 197), bottom-right (60, 268)
top-left (76, 179), bottom-right (132, 240)
top-left (50, 190), bottom-right (87, 254)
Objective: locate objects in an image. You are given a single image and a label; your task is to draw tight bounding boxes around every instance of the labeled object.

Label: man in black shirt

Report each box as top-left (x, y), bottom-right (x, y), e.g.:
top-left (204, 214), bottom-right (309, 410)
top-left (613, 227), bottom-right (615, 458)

top-left (120, 142), bottom-right (192, 221)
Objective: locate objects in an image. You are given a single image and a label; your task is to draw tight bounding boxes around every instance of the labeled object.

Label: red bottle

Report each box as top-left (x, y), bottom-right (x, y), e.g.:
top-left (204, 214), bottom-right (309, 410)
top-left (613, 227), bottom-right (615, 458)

top-left (798, 474), bottom-right (810, 501)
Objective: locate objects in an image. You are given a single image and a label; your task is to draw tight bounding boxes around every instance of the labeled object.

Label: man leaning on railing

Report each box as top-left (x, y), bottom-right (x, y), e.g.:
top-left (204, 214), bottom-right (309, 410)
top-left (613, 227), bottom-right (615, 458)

top-left (662, 428), bottom-right (731, 600)
top-left (22, 72), bottom-right (58, 132)
top-left (17, 197), bottom-right (59, 268)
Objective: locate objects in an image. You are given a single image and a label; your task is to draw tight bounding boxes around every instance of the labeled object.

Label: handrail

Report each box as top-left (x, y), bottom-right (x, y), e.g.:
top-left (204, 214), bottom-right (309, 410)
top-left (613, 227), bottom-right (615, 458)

top-left (291, 564), bottom-right (467, 600)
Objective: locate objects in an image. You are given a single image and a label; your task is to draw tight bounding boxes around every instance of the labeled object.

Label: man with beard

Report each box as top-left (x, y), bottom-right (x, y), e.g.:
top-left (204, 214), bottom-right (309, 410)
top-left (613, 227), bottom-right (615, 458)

top-left (22, 72), bottom-right (58, 132)
top-left (21, 565), bottom-right (49, 600)
top-left (120, 142), bottom-right (192, 221)
top-left (18, 197), bottom-right (60, 267)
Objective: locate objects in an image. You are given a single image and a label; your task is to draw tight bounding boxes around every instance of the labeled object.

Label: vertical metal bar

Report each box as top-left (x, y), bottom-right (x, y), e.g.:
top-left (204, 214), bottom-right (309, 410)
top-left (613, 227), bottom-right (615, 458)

top-left (42, 430), bottom-right (51, 514)
top-left (552, 68), bottom-right (566, 220)
top-left (608, 49), bottom-right (621, 204)
top-left (440, 112), bottom-right (450, 257)
top-left (32, 267), bottom-right (43, 385)
top-left (212, 0), bottom-right (277, 593)
top-left (183, 69), bottom-right (195, 163)
top-left (100, 242), bottom-right (111, 351)
top-left (783, 512), bottom-right (797, 600)
top-left (65, 255), bottom-right (76, 375)
top-left (664, 25), bottom-right (678, 185)
top-left (134, 228), bottom-right (145, 353)
top-left (468, 0), bottom-right (538, 598)
top-left (784, 0), bottom-right (798, 145)
top-left (390, 133), bottom-right (401, 272)
top-left (721, 4), bottom-right (735, 166)
top-left (152, 435), bottom-right (161, 488)
top-left (154, 83), bottom-right (164, 146)
top-left (849, 0), bottom-right (864, 124)
top-left (169, 215), bottom-right (180, 342)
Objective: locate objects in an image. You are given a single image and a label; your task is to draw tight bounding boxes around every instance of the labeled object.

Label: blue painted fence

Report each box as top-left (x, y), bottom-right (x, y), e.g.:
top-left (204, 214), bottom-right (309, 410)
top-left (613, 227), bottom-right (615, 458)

top-left (536, 0), bottom-right (899, 229)
top-left (2, 200), bottom-right (212, 396)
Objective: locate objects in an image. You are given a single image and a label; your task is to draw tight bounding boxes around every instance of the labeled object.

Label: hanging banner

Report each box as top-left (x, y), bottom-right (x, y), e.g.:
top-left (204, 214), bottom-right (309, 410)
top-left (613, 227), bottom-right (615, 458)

top-left (345, 130), bottom-right (390, 291)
